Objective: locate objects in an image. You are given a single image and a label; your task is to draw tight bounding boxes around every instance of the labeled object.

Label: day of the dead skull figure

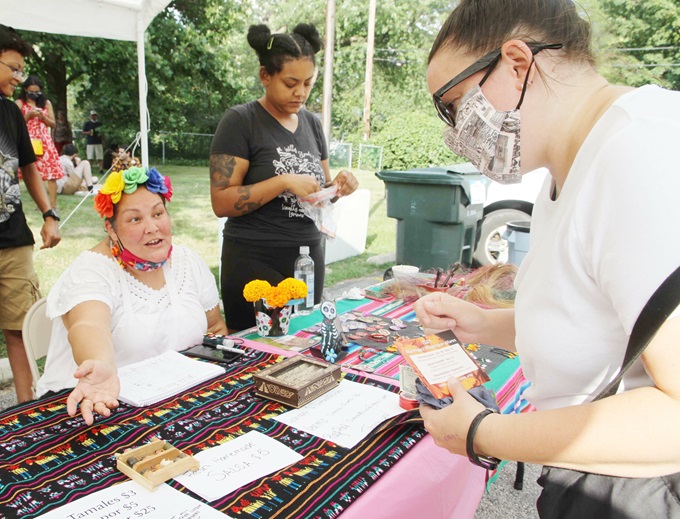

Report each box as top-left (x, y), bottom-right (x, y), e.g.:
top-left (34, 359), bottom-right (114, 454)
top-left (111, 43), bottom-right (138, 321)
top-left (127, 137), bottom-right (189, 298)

top-left (319, 301), bottom-right (344, 363)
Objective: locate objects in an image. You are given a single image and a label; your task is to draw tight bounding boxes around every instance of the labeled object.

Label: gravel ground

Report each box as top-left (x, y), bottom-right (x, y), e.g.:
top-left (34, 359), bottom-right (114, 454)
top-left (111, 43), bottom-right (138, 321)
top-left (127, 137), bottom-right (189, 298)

top-left (0, 382), bottom-right (17, 412)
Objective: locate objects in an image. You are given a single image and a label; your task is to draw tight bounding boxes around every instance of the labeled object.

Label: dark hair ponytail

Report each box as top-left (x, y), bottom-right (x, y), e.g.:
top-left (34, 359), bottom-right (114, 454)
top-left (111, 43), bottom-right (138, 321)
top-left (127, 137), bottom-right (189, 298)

top-left (247, 23), bottom-right (322, 75)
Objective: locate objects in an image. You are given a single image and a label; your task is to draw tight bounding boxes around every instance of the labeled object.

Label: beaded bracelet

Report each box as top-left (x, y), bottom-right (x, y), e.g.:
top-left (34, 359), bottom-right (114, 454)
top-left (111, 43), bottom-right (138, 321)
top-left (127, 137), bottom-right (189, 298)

top-left (466, 408), bottom-right (501, 470)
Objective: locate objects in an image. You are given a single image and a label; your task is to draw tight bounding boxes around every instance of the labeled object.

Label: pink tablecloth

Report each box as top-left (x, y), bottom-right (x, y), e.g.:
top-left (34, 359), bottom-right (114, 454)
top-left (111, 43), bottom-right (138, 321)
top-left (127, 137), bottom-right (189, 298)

top-left (243, 338), bottom-right (487, 519)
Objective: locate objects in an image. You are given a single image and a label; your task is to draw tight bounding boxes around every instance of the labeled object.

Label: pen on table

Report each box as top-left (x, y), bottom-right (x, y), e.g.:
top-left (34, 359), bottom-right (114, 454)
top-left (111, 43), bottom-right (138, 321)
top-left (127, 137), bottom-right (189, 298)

top-left (215, 344), bottom-right (247, 354)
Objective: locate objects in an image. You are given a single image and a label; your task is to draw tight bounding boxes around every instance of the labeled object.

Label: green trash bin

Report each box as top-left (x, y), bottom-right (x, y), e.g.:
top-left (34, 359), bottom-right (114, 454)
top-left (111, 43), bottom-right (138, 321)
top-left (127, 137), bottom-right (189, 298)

top-left (376, 164), bottom-right (486, 271)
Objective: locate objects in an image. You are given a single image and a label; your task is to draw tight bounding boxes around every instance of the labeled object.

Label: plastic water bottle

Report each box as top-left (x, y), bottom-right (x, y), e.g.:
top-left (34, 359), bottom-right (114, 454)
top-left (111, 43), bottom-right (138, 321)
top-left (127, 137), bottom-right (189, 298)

top-left (294, 246), bottom-right (315, 315)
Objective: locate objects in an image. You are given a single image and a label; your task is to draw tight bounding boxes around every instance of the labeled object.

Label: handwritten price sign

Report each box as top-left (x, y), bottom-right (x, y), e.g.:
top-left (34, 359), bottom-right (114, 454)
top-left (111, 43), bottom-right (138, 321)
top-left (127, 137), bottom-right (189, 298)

top-left (40, 482), bottom-right (227, 519)
top-left (175, 431), bottom-right (303, 502)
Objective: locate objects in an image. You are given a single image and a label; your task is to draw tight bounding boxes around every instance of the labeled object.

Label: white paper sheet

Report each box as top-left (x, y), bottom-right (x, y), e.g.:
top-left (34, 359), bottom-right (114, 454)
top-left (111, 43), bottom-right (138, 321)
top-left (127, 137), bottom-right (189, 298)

top-left (37, 480), bottom-right (228, 518)
top-left (174, 430), bottom-right (303, 502)
top-left (274, 379), bottom-right (405, 448)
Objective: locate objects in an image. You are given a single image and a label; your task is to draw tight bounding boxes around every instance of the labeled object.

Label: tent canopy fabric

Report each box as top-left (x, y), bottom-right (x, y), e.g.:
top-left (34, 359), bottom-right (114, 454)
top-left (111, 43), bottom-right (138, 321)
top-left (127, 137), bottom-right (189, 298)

top-left (1, 0), bottom-right (173, 168)
top-left (0, 0), bottom-right (172, 42)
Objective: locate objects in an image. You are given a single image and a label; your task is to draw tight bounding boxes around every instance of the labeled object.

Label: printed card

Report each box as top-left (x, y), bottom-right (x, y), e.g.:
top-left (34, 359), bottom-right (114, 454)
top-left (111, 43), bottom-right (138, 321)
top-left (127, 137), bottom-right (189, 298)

top-left (394, 331), bottom-right (489, 398)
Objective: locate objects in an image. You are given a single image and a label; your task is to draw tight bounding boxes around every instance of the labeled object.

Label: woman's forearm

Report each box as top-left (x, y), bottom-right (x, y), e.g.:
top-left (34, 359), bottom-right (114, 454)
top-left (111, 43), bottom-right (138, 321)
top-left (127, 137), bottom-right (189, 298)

top-left (210, 176), bottom-right (289, 218)
top-left (67, 319), bottom-right (116, 366)
top-left (63, 302), bottom-right (116, 367)
top-left (477, 308), bottom-right (516, 350)
top-left (478, 386), bottom-right (680, 477)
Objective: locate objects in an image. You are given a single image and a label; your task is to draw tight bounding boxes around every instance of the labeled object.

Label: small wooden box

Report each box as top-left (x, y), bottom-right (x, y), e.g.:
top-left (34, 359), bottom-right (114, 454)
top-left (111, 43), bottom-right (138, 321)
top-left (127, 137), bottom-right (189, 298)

top-left (254, 355), bottom-right (342, 408)
top-left (116, 438), bottom-right (199, 491)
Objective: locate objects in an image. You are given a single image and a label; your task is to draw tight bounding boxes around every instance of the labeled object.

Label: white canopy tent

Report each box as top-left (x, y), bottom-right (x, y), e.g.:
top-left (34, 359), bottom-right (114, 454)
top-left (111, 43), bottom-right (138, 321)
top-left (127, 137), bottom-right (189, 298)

top-left (1, 0), bottom-right (173, 168)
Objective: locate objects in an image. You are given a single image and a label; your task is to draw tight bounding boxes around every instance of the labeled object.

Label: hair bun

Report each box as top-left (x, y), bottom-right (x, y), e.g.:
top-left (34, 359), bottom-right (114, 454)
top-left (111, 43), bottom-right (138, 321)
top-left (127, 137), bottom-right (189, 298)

top-left (247, 24), bottom-right (272, 52)
top-left (292, 23), bottom-right (322, 54)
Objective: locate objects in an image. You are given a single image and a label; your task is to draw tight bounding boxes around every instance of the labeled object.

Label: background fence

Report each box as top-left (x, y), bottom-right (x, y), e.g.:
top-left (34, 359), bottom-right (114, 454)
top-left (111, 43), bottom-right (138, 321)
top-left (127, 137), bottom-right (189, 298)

top-left (150, 132), bottom-right (382, 171)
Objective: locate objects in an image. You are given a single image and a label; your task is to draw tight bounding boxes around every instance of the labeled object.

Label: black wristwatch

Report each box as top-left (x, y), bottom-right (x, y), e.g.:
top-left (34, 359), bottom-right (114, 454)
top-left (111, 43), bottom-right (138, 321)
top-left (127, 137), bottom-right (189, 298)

top-left (42, 208), bottom-right (60, 222)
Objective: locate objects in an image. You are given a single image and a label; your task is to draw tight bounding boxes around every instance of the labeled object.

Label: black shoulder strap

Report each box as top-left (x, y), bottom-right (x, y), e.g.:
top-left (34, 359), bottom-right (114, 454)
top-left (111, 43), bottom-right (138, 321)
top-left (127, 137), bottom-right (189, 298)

top-left (595, 266), bottom-right (680, 401)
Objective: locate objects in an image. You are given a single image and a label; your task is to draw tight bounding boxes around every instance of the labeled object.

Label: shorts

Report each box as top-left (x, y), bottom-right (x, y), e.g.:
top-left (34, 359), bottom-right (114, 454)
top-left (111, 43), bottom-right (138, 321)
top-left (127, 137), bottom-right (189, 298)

top-left (0, 246), bottom-right (41, 330)
top-left (59, 172), bottom-right (85, 195)
top-left (87, 144), bottom-right (104, 161)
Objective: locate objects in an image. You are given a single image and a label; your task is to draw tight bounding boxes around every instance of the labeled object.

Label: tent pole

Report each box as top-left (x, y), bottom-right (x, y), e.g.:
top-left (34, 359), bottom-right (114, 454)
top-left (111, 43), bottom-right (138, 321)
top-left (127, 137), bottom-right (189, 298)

top-left (137, 12), bottom-right (149, 168)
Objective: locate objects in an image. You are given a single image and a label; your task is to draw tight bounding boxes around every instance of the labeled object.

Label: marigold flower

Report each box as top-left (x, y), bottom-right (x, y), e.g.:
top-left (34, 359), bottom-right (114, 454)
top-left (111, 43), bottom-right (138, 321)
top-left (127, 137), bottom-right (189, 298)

top-left (243, 280), bottom-right (272, 302)
top-left (277, 278), bottom-right (308, 300)
top-left (265, 286), bottom-right (289, 308)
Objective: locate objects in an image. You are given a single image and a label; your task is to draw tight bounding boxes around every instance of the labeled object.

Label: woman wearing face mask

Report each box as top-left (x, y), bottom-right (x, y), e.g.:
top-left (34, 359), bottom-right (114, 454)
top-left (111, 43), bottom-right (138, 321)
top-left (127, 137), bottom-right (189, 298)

top-left (16, 75), bottom-right (63, 209)
top-left (36, 166), bottom-right (228, 425)
top-left (416, 0), bottom-right (680, 516)
top-left (210, 23), bottom-right (358, 333)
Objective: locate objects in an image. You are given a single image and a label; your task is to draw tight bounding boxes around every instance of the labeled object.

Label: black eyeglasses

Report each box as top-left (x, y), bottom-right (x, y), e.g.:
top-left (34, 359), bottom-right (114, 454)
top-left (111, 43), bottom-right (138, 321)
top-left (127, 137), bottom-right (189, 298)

top-left (0, 60), bottom-right (27, 82)
top-left (432, 43), bottom-right (563, 128)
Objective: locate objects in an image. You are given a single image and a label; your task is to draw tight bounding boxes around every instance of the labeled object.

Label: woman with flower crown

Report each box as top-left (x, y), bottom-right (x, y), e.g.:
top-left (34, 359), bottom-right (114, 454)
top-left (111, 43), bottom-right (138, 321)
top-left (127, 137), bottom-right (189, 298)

top-left (36, 166), bottom-right (227, 425)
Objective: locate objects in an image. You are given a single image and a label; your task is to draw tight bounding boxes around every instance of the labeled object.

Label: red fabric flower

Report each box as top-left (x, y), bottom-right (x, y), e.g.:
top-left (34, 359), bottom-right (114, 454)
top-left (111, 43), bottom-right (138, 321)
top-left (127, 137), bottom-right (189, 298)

top-left (162, 175), bottom-right (173, 201)
top-left (93, 192), bottom-right (114, 218)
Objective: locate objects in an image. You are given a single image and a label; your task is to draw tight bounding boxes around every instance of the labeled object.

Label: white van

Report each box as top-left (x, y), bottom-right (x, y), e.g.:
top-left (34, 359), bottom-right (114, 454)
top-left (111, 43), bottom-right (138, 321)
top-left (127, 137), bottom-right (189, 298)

top-left (473, 167), bottom-right (549, 265)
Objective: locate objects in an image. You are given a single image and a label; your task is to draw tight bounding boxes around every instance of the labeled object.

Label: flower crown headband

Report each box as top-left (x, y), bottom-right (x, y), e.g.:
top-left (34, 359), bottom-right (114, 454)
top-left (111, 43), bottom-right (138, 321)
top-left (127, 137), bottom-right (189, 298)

top-left (94, 166), bottom-right (173, 218)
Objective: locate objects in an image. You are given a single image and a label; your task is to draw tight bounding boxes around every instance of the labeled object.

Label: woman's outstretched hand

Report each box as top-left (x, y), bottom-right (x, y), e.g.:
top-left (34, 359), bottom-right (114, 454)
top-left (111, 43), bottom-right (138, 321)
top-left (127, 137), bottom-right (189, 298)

top-left (66, 359), bottom-right (120, 426)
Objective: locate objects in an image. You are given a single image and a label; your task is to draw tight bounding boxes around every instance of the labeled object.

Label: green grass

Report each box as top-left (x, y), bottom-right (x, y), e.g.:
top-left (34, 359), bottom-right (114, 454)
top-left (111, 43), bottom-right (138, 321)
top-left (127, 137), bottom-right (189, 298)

top-left (0, 164), bottom-right (396, 357)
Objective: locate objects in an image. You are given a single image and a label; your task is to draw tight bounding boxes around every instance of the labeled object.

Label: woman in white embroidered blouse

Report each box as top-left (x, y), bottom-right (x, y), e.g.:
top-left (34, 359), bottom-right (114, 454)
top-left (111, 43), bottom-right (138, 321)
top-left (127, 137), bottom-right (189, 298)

top-left (37, 167), bottom-right (227, 425)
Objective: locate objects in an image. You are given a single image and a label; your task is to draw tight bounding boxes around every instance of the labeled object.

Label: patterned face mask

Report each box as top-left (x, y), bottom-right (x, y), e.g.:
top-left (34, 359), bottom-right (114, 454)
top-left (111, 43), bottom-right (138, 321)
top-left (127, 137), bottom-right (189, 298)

top-left (111, 241), bottom-right (172, 272)
top-left (443, 85), bottom-right (522, 185)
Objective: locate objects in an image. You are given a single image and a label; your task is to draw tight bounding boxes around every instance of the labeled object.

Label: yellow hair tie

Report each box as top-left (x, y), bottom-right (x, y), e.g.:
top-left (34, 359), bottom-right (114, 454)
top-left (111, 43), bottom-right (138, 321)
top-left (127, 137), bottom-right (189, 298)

top-left (267, 36), bottom-right (274, 50)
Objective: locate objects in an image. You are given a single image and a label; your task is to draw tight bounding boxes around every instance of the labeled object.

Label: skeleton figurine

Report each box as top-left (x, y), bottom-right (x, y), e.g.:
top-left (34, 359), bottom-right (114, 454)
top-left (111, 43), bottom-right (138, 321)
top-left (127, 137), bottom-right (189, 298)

top-left (319, 301), bottom-right (345, 363)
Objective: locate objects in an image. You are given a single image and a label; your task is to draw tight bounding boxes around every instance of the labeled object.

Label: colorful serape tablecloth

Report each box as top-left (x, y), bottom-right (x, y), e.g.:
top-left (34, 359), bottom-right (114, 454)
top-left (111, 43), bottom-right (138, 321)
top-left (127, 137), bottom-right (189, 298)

top-left (241, 296), bottom-right (536, 488)
top-left (241, 297), bottom-right (522, 382)
top-left (0, 349), bottom-right (425, 519)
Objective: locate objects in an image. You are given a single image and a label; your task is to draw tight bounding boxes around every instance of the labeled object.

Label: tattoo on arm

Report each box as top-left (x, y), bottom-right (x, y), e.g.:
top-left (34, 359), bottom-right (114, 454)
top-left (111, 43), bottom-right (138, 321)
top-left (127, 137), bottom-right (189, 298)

top-left (234, 185), bottom-right (262, 214)
top-left (210, 154), bottom-right (237, 188)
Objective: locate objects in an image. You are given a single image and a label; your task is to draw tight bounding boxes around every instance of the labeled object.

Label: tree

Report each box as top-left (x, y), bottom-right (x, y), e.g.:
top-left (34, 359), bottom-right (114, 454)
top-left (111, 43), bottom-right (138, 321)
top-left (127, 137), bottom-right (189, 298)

top-left (18, 0), bottom-right (253, 156)
top-left (594, 0), bottom-right (680, 90)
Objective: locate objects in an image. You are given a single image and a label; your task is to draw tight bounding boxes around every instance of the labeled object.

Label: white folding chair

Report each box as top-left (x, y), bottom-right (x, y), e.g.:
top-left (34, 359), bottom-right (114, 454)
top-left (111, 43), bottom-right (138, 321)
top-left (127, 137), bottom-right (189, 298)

top-left (21, 298), bottom-right (52, 398)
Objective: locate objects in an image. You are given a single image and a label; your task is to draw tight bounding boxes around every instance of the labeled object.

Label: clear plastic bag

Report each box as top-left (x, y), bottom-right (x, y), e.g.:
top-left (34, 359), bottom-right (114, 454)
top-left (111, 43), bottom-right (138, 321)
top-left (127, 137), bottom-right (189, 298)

top-left (299, 185), bottom-right (338, 238)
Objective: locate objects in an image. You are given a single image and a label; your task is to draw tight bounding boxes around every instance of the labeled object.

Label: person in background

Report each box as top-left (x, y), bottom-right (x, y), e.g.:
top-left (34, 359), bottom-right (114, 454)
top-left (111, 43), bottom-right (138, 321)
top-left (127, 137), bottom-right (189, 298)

top-left (210, 23), bottom-right (358, 332)
top-left (53, 110), bottom-right (72, 155)
top-left (82, 109), bottom-right (103, 174)
top-left (57, 143), bottom-right (95, 195)
top-left (0, 24), bottom-right (60, 403)
top-left (37, 166), bottom-right (227, 425)
top-left (16, 75), bottom-right (64, 210)
top-left (111, 145), bottom-right (141, 172)
top-left (416, 0), bottom-right (680, 516)
top-left (102, 141), bottom-right (118, 172)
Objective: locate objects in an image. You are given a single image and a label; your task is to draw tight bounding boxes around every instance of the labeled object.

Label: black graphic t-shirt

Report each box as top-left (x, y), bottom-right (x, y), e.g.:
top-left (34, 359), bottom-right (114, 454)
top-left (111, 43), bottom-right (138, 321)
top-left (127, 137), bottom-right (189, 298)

top-left (0, 97), bottom-right (35, 248)
top-left (210, 101), bottom-right (329, 247)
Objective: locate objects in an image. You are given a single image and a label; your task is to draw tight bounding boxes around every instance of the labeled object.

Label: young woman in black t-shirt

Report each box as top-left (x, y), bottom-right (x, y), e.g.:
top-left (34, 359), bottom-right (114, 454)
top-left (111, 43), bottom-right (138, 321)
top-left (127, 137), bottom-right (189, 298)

top-left (210, 23), bottom-right (358, 332)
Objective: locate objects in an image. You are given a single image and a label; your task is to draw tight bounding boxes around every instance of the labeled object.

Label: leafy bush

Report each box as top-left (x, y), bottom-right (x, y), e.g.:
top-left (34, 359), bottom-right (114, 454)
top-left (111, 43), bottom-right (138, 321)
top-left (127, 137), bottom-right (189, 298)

top-left (371, 111), bottom-right (466, 170)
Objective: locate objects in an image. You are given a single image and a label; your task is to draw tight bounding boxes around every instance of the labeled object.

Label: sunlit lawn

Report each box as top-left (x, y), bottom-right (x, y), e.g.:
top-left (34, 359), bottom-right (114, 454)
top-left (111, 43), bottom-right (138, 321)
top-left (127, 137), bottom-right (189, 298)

top-left (1, 163), bottom-right (396, 357)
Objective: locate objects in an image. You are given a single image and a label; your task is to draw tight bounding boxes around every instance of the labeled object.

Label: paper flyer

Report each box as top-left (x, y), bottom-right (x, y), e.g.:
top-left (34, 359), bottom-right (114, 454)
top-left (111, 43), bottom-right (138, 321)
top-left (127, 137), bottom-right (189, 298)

top-left (394, 331), bottom-right (489, 398)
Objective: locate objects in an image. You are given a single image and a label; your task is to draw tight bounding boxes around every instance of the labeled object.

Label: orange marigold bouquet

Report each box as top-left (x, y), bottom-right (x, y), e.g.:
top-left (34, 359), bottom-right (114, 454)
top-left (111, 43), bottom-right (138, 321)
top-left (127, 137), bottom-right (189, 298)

top-left (243, 278), bottom-right (308, 308)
